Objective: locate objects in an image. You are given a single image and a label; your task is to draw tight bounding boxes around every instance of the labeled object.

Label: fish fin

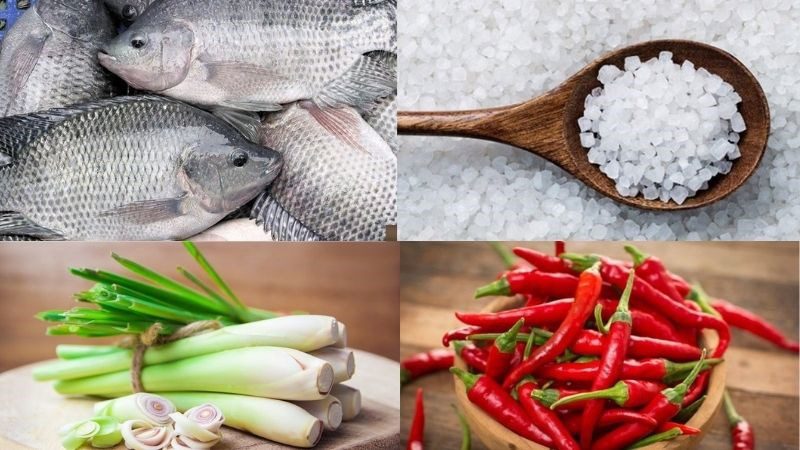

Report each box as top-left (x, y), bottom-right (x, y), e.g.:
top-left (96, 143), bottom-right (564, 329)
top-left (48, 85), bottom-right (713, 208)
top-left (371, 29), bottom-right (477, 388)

top-left (250, 193), bottom-right (323, 242)
top-left (98, 195), bottom-right (187, 224)
top-left (313, 51), bottom-right (396, 111)
top-left (219, 100), bottom-right (283, 113)
top-left (210, 107), bottom-right (262, 143)
top-left (0, 212), bottom-right (64, 240)
top-left (203, 62), bottom-right (286, 112)
top-left (300, 101), bottom-right (390, 157)
top-left (4, 26), bottom-right (50, 112)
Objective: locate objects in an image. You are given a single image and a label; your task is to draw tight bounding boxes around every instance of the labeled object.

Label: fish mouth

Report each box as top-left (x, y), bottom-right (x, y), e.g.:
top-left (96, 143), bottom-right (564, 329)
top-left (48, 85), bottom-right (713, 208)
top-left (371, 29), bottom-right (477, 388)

top-left (97, 51), bottom-right (118, 67)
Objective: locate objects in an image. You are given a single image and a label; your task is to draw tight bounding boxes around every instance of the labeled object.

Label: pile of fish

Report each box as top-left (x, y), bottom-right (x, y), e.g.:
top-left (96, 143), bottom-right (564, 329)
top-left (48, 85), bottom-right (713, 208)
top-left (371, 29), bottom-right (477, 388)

top-left (0, 0), bottom-right (397, 241)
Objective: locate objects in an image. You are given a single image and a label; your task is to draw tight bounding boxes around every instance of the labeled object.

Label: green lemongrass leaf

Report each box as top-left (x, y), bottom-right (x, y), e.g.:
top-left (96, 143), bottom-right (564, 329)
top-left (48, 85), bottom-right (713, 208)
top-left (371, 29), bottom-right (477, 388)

top-left (183, 242), bottom-right (246, 312)
top-left (176, 266), bottom-right (240, 315)
top-left (104, 293), bottom-right (212, 324)
top-left (36, 310), bottom-right (68, 322)
top-left (57, 345), bottom-right (125, 360)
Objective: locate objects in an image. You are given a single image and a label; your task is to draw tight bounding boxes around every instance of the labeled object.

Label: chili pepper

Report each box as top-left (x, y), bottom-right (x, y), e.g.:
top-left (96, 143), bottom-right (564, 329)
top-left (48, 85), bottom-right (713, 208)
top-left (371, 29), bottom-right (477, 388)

top-left (443, 325), bottom-right (483, 347)
top-left (523, 294), bottom-right (547, 307)
top-left (563, 254), bottom-right (730, 358)
top-left (508, 341), bottom-right (526, 369)
top-left (453, 341), bottom-right (488, 373)
top-left (549, 379), bottom-right (664, 410)
top-left (451, 404), bottom-right (471, 450)
top-left (625, 245), bottom-right (684, 303)
top-left (513, 247), bottom-right (572, 273)
top-left (503, 263), bottom-right (603, 389)
top-left (571, 330), bottom-right (701, 362)
top-left (657, 422), bottom-right (700, 435)
top-left (669, 272), bottom-right (692, 298)
top-left (709, 298), bottom-right (799, 353)
top-left (673, 395), bottom-right (705, 423)
top-left (555, 241), bottom-right (565, 257)
top-left (537, 357), bottom-right (720, 384)
top-left (450, 367), bottom-right (553, 447)
top-left (682, 371), bottom-right (709, 407)
top-left (590, 350), bottom-right (707, 450)
top-left (517, 381), bottom-right (580, 450)
top-left (579, 269), bottom-right (636, 449)
top-left (723, 390), bottom-right (754, 450)
top-left (562, 409), bottom-right (658, 435)
top-left (628, 428), bottom-right (683, 449)
top-left (485, 319), bottom-right (524, 380)
top-left (475, 269), bottom-right (617, 299)
top-left (406, 388), bottom-right (424, 450)
top-left (401, 349), bottom-right (454, 385)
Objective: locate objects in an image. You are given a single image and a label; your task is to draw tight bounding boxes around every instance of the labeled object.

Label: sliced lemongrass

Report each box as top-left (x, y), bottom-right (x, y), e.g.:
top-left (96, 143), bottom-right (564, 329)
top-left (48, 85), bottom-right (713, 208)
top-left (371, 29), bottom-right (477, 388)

top-left (161, 392), bottom-right (323, 448)
top-left (88, 416), bottom-right (124, 448)
top-left (94, 393), bottom-right (175, 425)
top-left (55, 347), bottom-right (334, 400)
top-left (169, 412), bottom-right (220, 442)
top-left (334, 322), bottom-right (347, 348)
top-left (170, 434), bottom-right (219, 450)
top-left (56, 345), bottom-right (124, 360)
top-left (60, 417), bottom-right (122, 450)
top-left (184, 404), bottom-right (225, 434)
top-left (34, 315), bottom-right (340, 381)
top-left (330, 384), bottom-right (361, 421)
top-left (310, 347), bottom-right (355, 383)
top-left (294, 396), bottom-right (343, 431)
top-left (121, 420), bottom-right (173, 450)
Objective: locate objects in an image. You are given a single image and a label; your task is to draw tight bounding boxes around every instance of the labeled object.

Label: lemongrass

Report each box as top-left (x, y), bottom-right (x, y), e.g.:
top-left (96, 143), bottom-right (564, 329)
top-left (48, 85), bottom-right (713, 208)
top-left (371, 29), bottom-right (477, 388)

top-left (334, 322), bottom-right (347, 348)
top-left (34, 315), bottom-right (340, 381)
top-left (293, 396), bottom-right (343, 431)
top-left (330, 384), bottom-right (361, 421)
top-left (94, 393), bottom-right (175, 425)
top-left (56, 345), bottom-right (124, 360)
top-left (121, 420), bottom-right (173, 450)
top-left (59, 416), bottom-right (123, 450)
top-left (309, 348), bottom-right (355, 383)
top-left (169, 434), bottom-right (217, 450)
top-left (182, 404), bottom-right (225, 434)
top-left (161, 392), bottom-right (323, 448)
top-left (55, 347), bottom-right (334, 400)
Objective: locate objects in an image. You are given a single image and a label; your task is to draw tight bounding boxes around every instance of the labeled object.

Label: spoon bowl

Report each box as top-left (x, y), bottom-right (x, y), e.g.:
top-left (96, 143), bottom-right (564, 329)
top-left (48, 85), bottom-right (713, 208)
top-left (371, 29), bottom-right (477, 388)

top-left (398, 40), bottom-right (770, 210)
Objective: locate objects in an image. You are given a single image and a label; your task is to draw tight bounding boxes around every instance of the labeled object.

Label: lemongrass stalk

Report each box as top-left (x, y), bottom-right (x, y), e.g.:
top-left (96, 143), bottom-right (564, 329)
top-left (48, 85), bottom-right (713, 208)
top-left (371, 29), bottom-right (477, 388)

top-left (34, 315), bottom-right (339, 381)
top-left (310, 348), bottom-right (355, 383)
top-left (330, 384), bottom-right (361, 421)
top-left (94, 393), bottom-right (175, 424)
top-left (55, 347), bottom-right (334, 400)
top-left (293, 396), bottom-right (343, 431)
top-left (334, 322), bottom-right (347, 348)
top-left (161, 392), bottom-right (323, 448)
top-left (57, 345), bottom-right (125, 360)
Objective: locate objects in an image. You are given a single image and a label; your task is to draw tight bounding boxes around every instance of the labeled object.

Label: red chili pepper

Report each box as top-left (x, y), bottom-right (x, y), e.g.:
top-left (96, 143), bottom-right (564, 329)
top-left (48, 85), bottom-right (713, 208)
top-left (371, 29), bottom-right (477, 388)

top-left (400, 349), bottom-right (454, 385)
top-left (563, 409), bottom-right (658, 435)
top-left (657, 421), bottom-right (700, 435)
top-left (503, 264), bottom-right (603, 389)
top-left (548, 379), bottom-right (665, 410)
top-left (625, 245), bottom-right (685, 303)
top-left (682, 371), bottom-right (709, 407)
top-left (443, 325), bottom-right (483, 347)
top-left (517, 381), bottom-right (580, 450)
top-left (669, 272), bottom-right (692, 298)
top-left (523, 294), bottom-right (547, 307)
top-left (537, 357), bottom-right (721, 384)
top-left (563, 254), bottom-right (730, 358)
top-left (591, 351), bottom-right (707, 450)
top-left (711, 298), bottom-right (799, 353)
top-left (453, 341), bottom-right (488, 373)
top-left (578, 270), bottom-right (635, 448)
top-left (474, 269), bottom-right (616, 299)
top-left (555, 241), bottom-right (566, 257)
top-left (406, 388), bottom-right (424, 450)
top-left (571, 330), bottom-right (701, 362)
top-left (723, 390), bottom-right (755, 450)
top-left (513, 247), bottom-right (573, 273)
top-left (485, 319), bottom-right (524, 381)
top-left (450, 368), bottom-right (553, 447)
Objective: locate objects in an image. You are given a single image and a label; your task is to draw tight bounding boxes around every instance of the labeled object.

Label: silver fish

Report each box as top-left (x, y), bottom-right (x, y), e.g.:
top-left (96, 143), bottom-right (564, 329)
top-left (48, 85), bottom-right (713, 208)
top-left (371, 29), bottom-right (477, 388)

top-left (250, 101), bottom-right (396, 241)
top-left (363, 94), bottom-right (397, 154)
top-left (98, 0), bottom-right (396, 112)
top-left (104, 0), bottom-right (154, 22)
top-left (0, 96), bottom-right (282, 241)
top-left (0, 0), bottom-right (118, 117)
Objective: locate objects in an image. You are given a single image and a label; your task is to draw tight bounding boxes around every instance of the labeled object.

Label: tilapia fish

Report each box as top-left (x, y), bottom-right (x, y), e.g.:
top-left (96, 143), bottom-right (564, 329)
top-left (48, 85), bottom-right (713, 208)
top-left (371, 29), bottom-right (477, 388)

top-left (99, 0), bottom-right (396, 111)
top-left (0, 0), bottom-right (118, 117)
top-left (250, 102), bottom-right (396, 241)
top-left (0, 96), bottom-right (283, 241)
top-left (104, 0), bottom-right (155, 22)
top-left (363, 94), bottom-right (397, 154)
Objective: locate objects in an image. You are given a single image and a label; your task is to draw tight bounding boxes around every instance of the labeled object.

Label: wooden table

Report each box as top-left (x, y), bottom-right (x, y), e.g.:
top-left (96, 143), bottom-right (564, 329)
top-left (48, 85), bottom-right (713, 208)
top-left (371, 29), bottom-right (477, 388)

top-left (400, 242), bottom-right (799, 449)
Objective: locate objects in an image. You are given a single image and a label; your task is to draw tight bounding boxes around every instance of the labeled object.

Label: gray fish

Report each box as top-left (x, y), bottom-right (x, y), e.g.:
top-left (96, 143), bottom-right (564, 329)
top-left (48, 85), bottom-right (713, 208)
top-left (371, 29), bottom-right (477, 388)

top-left (0, 0), bottom-right (118, 117)
top-left (104, 0), bottom-right (155, 22)
top-left (98, 0), bottom-right (396, 112)
top-left (0, 96), bottom-right (282, 241)
top-left (250, 101), bottom-right (396, 241)
top-left (363, 95), bottom-right (397, 154)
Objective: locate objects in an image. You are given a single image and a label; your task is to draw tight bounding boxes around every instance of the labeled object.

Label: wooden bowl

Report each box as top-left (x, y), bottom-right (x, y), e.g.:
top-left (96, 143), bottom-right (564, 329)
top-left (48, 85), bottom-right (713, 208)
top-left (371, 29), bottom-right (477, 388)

top-left (453, 296), bottom-right (727, 449)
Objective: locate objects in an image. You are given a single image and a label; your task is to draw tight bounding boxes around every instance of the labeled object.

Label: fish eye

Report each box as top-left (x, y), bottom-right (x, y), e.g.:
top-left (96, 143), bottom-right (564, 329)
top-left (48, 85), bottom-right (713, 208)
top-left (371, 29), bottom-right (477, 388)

top-left (130, 35), bottom-right (146, 49)
top-left (122, 5), bottom-right (138, 20)
top-left (230, 151), bottom-right (248, 167)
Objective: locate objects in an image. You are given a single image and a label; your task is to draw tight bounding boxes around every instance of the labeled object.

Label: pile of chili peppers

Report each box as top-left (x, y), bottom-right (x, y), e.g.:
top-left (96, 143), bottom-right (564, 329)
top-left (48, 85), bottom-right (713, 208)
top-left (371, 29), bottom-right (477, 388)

top-left (402, 243), bottom-right (798, 450)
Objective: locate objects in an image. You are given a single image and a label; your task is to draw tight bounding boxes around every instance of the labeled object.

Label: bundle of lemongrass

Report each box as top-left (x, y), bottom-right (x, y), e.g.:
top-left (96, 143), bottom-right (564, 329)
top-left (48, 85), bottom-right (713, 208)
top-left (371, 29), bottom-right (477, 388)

top-left (34, 244), bottom-right (363, 448)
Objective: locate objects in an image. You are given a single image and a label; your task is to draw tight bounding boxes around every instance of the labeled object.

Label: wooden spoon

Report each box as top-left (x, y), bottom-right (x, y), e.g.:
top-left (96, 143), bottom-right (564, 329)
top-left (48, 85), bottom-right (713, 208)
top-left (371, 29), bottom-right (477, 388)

top-left (398, 40), bottom-right (770, 211)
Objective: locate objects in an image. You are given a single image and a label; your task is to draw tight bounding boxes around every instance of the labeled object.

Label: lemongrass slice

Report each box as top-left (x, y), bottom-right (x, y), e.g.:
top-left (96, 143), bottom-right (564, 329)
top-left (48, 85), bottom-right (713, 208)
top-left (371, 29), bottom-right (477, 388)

top-left (293, 396), bottom-right (343, 431)
top-left (310, 348), bottom-right (355, 383)
top-left (161, 392), bottom-right (323, 448)
top-left (56, 347), bottom-right (334, 400)
top-left (169, 434), bottom-right (218, 450)
top-left (169, 412), bottom-right (221, 443)
top-left (34, 315), bottom-right (340, 381)
top-left (121, 420), bottom-right (173, 450)
top-left (184, 404), bottom-right (225, 434)
top-left (334, 322), bottom-right (347, 348)
top-left (330, 384), bottom-right (361, 421)
top-left (94, 393), bottom-right (175, 424)
top-left (59, 416), bottom-right (122, 450)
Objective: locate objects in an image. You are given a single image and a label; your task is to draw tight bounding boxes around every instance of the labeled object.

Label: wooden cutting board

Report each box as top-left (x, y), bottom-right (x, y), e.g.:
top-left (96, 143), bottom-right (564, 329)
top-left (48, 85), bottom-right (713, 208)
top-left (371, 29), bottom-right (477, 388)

top-left (0, 350), bottom-right (400, 450)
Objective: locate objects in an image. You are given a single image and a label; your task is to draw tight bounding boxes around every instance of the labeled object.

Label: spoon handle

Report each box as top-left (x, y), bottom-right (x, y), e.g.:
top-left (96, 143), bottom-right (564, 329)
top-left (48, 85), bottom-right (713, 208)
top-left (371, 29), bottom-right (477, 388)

top-left (397, 107), bottom-right (510, 142)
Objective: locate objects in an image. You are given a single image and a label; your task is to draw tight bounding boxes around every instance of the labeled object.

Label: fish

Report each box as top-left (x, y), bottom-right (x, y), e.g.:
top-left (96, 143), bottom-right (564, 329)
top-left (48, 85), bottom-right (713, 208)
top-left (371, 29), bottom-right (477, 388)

top-left (0, 0), bottom-right (119, 117)
top-left (250, 101), bottom-right (396, 241)
top-left (104, 0), bottom-right (154, 22)
top-left (363, 94), bottom-right (397, 154)
top-left (0, 95), bottom-right (283, 241)
top-left (98, 0), bottom-right (396, 112)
